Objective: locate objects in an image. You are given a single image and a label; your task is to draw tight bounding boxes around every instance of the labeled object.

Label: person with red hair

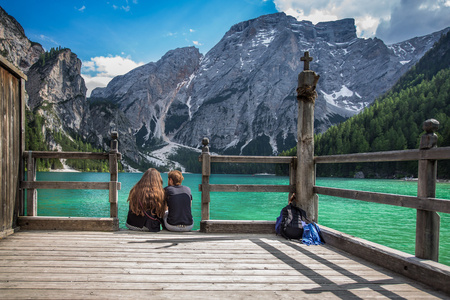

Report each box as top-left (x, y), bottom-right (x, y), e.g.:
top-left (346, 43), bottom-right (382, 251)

top-left (125, 168), bottom-right (166, 231)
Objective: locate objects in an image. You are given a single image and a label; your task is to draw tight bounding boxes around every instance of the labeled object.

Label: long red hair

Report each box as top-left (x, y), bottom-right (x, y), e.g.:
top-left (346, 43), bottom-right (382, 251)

top-left (127, 168), bottom-right (166, 218)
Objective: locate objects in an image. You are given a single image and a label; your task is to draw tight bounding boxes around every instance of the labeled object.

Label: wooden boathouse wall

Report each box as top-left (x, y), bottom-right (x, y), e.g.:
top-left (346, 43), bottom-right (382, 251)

top-left (0, 56), bottom-right (26, 238)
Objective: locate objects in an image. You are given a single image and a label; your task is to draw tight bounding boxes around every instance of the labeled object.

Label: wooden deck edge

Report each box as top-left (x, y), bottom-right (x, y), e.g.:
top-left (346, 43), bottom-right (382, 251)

top-left (320, 225), bottom-right (450, 295)
top-left (0, 228), bottom-right (15, 239)
top-left (17, 216), bottom-right (119, 231)
top-left (200, 220), bottom-right (276, 234)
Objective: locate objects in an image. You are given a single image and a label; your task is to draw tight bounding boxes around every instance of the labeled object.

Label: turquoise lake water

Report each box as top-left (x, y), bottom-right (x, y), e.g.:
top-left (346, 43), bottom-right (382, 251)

top-left (34, 172), bottom-right (450, 266)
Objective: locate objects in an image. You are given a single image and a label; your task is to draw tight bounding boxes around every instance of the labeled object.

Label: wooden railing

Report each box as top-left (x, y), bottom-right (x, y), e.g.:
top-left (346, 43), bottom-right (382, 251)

top-left (198, 121), bottom-right (450, 263)
top-left (198, 138), bottom-right (296, 221)
top-left (18, 132), bottom-right (122, 231)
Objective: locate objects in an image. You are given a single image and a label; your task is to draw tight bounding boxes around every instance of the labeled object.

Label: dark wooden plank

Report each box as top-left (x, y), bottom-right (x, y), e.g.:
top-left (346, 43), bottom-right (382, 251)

top-left (17, 217), bottom-right (118, 231)
top-left (200, 220), bottom-right (276, 233)
top-left (0, 67), bottom-right (6, 232)
top-left (313, 186), bottom-right (450, 213)
top-left (11, 74), bottom-right (20, 232)
top-left (208, 184), bottom-right (294, 193)
top-left (21, 181), bottom-right (121, 190)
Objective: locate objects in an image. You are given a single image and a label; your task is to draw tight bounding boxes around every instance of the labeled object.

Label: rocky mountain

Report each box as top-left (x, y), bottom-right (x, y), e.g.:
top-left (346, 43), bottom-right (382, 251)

top-left (26, 49), bottom-right (94, 146)
top-left (92, 13), bottom-right (449, 161)
top-left (0, 6), bottom-right (43, 72)
top-left (2, 6), bottom-right (449, 172)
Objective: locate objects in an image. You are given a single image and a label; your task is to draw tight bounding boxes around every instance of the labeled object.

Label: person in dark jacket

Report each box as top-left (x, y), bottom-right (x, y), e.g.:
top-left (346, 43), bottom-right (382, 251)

top-left (125, 168), bottom-right (166, 232)
top-left (164, 170), bottom-right (194, 232)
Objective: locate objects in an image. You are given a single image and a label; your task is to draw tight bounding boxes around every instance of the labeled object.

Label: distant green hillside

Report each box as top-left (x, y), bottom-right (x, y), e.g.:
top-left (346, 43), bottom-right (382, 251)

top-left (281, 32), bottom-right (450, 179)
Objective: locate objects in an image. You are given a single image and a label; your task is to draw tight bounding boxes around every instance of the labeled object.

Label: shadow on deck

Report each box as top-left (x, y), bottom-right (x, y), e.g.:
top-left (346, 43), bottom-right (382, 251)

top-left (0, 230), bottom-right (448, 299)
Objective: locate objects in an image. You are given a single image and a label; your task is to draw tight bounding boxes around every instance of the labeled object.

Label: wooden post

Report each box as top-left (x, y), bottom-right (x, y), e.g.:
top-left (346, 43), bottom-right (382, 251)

top-left (26, 151), bottom-right (37, 216)
top-left (18, 78), bottom-right (26, 217)
top-left (200, 138), bottom-right (211, 222)
top-left (109, 131), bottom-right (119, 219)
top-left (295, 51), bottom-right (320, 222)
top-left (289, 157), bottom-right (297, 201)
top-left (415, 119), bottom-right (440, 261)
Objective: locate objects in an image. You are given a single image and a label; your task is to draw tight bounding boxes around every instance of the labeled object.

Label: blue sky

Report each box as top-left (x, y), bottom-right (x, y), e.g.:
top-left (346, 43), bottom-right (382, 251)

top-left (1, 0), bottom-right (449, 95)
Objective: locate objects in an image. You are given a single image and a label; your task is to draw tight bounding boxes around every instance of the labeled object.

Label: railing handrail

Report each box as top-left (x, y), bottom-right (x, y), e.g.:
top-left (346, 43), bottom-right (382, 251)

top-left (313, 186), bottom-right (450, 213)
top-left (21, 133), bottom-right (121, 226)
top-left (199, 151), bottom-right (450, 215)
top-left (209, 155), bottom-right (295, 164)
top-left (315, 146), bottom-right (450, 163)
top-left (22, 151), bottom-right (114, 160)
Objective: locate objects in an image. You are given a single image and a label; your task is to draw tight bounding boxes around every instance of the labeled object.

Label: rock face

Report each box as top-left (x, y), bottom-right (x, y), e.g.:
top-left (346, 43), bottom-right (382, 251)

top-left (91, 47), bottom-right (202, 149)
top-left (26, 49), bottom-right (94, 143)
top-left (0, 6), bottom-right (44, 72)
top-left (92, 13), bottom-right (449, 157)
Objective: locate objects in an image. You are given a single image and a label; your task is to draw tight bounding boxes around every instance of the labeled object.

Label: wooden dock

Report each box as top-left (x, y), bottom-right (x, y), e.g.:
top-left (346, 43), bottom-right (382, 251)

top-left (0, 230), bottom-right (447, 299)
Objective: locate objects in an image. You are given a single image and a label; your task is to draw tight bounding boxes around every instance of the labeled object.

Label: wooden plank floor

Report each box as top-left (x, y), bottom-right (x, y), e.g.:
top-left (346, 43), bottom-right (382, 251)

top-left (0, 230), bottom-right (448, 299)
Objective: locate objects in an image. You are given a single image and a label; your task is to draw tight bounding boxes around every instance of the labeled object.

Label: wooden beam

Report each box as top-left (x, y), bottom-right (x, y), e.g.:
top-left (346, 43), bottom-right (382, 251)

top-left (209, 184), bottom-right (294, 193)
top-left (0, 55), bottom-right (27, 80)
top-left (200, 220), bottom-right (276, 233)
top-left (21, 181), bottom-right (121, 190)
top-left (209, 155), bottom-right (294, 164)
top-left (17, 216), bottom-right (119, 231)
top-left (23, 151), bottom-right (109, 160)
top-left (313, 186), bottom-right (450, 213)
top-left (314, 147), bottom-right (450, 164)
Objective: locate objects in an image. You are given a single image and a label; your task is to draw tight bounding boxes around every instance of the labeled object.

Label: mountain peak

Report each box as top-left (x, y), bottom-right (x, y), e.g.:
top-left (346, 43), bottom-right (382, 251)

top-left (316, 18), bottom-right (357, 43)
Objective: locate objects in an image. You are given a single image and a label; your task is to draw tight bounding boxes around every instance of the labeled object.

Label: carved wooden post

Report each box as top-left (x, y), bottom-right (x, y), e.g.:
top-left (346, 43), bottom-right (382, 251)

top-left (26, 151), bottom-right (37, 216)
top-left (296, 51), bottom-right (320, 222)
top-left (109, 131), bottom-right (119, 221)
top-left (200, 138), bottom-right (211, 223)
top-left (415, 119), bottom-right (440, 261)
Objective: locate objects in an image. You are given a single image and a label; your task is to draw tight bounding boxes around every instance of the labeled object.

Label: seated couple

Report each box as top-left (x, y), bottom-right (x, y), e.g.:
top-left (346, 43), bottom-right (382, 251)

top-left (125, 168), bottom-right (194, 232)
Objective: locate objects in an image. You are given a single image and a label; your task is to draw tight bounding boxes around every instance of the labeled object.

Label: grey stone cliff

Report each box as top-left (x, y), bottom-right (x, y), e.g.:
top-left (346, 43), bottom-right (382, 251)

top-left (92, 13), bottom-right (449, 159)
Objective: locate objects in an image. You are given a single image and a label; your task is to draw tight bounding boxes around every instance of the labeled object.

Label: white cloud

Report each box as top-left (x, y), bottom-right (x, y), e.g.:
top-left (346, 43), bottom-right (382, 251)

top-left (193, 41), bottom-right (203, 46)
top-left (190, 29), bottom-right (195, 33)
top-left (376, 0), bottom-right (450, 43)
top-left (273, 0), bottom-right (450, 43)
top-left (81, 55), bottom-right (144, 97)
top-left (274, 0), bottom-right (397, 39)
top-left (36, 34), bottom-right (59, 47)
top-left (76, 5), bottom-right (86, 12)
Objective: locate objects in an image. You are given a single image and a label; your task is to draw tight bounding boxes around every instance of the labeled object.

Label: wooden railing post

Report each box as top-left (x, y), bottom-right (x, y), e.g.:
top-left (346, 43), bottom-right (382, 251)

top-left (18, 78), bottom-right (26, 217)
top-left (200, 138), bottom-right (211, 222)
top-left (296, 51), bottom-right (320, 222)
top-left (109, 132), bottom-right (119, 220)
top-left (26, 151), bottom-right (37, 216)
top-left (415, 119), bottom-right (440, 261)
top-left (289, 157), bottom-right (297, 201)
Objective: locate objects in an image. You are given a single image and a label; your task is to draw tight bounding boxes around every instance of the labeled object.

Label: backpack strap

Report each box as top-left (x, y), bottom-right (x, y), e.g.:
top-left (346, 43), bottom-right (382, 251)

top-left (290, 205), bottom-right (310, 223)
